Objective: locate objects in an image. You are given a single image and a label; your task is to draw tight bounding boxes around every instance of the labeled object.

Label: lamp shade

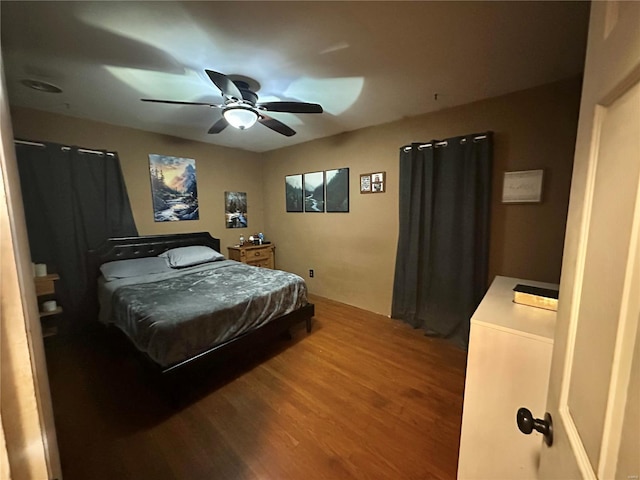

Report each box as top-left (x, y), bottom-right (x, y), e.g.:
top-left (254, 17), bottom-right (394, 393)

top-left (223, 106), bottom-right (258, 130)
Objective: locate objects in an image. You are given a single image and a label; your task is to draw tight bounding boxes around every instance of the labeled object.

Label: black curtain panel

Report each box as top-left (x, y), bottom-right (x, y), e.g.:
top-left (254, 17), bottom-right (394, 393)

top-left (15, 141), bottom-right (138, 324)
top-left (391, 132), bottom-right (492, 349)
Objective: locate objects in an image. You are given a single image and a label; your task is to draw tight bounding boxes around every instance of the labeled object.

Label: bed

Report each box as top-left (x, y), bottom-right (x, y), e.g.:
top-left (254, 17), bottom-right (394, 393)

top-left (87, 232), bottom-right (314, 376)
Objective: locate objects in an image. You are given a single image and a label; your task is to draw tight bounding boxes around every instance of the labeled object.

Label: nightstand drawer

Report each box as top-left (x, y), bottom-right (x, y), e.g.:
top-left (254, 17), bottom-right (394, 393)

top-left (245, 248), bottom-right (271, 261)
top-left (248, 259), bottom-right (272, 269)
top-left (227, 244), bottom-right (276, 269)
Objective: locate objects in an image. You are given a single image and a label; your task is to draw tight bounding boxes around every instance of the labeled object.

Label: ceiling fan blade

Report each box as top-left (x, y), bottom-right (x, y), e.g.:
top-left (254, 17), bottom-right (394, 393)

top-left (208, 118), bottom-right (228, 134)
top-left (141, 98), bottom-right (218, 107)
top-left (257, 102), bottom-right (323, 114)
top-left (205, 70), bottom-right (243, 100)
top-left (258, 114), bottom-right (296, 137)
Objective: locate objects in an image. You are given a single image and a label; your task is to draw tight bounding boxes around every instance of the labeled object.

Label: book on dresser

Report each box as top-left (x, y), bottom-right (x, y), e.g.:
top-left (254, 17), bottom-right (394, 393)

top-left (513, 283), bottom-right (559, 311)
top-left (227, 243), bottom-right (275, 269)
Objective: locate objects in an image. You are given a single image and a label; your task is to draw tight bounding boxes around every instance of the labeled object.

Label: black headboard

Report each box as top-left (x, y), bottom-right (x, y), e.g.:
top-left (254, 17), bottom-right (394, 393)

top-left (88, 232), bottom-right (221, 267)
top-left (86, 232), bottom-right (221, 315)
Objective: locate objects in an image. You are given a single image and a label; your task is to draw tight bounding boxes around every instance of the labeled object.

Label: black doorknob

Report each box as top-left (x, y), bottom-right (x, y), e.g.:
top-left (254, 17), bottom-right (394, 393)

top-left (517, 407), bottom-right (553, 446)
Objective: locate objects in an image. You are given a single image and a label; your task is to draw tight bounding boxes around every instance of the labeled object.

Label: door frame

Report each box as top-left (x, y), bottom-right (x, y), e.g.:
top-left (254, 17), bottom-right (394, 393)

top-left (0, 52), bottom-right (62, 479)
top-left (539, 1), bottom-right (640, 477)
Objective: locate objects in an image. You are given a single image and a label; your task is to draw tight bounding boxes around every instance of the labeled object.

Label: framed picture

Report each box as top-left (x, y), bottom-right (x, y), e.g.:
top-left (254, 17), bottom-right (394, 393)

top-left (360, 174), bottom-right (371, 193)
top-left (285, 174), bottom-right (304, 212)
top-left (502, 169), bottom-right (544, 203)
top-left (325, 168), bottom-right (349, 212)
top-left (304, 171), bottom-right (325, 212)
top-left (225, 191), bottom-right (248, 228)
top-left (361, 171), bottom-right (386, 194)
top-left (149, 154), bottom-right (199, 221)
top-left (372, 182), bottom-right (385, 193)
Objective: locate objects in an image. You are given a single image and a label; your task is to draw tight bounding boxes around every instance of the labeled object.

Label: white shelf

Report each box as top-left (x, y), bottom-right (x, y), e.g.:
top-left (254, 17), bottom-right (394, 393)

top-left (39, 306), bottom-right (63, 318)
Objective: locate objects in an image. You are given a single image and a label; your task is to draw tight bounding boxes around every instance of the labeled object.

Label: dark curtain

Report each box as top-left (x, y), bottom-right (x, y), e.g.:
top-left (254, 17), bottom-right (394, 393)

top-left (391, 132), bottom-right (492, 349)
top-left (16, 141), bottom-right (138, 324)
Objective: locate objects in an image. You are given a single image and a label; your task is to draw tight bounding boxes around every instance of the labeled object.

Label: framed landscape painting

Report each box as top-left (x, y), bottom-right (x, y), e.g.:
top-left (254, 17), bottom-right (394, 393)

top-left (304, 171), bottom-right (325, 212)
top-left (325, 168), bottom-right (349, 212)
top-left (149, 154), bottom-right (199, 221)
top-left (285, 174), bottom-right (304, 212)
top-left (225, 191), bottom-right (248, 228)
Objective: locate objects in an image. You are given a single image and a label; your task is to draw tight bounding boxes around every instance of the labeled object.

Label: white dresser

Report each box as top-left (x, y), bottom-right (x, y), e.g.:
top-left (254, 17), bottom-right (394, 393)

top-left (457, 276), bottom-right (558, 479)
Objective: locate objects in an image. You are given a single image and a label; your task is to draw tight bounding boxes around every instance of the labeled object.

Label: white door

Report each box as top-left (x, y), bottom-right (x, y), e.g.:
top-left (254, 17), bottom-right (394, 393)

top-left (537, 1), bottom-right (640, 478)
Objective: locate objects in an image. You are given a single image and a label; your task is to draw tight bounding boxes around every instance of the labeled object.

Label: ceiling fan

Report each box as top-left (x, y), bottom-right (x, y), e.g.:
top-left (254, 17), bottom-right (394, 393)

top-left (141, 70), bottom-right (323, 137)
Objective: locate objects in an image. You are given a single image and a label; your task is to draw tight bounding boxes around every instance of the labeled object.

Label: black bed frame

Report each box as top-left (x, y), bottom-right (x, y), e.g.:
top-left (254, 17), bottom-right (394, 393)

top-left (87, 232), bottom-right (314, 378)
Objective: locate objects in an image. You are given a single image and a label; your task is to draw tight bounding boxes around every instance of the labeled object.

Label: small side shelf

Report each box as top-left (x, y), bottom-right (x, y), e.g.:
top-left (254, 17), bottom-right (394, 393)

top-left (34, 273), bottom-right (63, 337)
top-left (35, 273), bottom-right (59, 296)
top-left (39, 306), bottom-right (63, 318)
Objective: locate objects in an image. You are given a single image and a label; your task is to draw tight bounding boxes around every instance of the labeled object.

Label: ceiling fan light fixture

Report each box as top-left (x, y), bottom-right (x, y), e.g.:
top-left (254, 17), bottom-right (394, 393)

top-left (223, 106), bottom-right (258, 130)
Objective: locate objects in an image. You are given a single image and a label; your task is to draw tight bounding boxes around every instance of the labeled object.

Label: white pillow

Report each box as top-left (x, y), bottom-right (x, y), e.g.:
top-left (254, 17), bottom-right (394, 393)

top-left (100, 257), bottom-right (171, 282)
top-left (159, 245), bottom-right (224, 268)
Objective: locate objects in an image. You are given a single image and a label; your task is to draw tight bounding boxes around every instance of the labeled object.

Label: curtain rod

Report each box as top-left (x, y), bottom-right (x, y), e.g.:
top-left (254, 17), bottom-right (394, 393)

top-left (14, 139), bottom-right (115, 157)
top-left (401, 134), bottom-right (488, 152)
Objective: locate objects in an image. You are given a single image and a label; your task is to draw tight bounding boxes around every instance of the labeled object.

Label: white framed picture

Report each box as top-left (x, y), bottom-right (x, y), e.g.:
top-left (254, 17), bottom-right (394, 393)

top-left (360, 174), bottom-right (371, 193)
top-left (502, 169), bottom-right (544, 203)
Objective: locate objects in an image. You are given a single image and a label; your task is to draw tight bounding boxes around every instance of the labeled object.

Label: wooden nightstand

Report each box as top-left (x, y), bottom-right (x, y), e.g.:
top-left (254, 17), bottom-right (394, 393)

top-left (227, 244), bottom-right (275, 269)
top-left (34, 273), bottom-right (63, 337)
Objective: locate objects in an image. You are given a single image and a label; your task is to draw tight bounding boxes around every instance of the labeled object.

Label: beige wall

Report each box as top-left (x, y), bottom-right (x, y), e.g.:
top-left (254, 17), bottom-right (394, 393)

top-left (9, 108), bottom-right (264, 251)
top-left (263, 77), bottom-right (581, 315)
top-left (9, 76), bottom-right (580, 317)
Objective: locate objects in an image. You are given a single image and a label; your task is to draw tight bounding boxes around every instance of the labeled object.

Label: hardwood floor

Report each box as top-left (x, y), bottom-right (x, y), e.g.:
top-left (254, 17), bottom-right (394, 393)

top-left (45, 295), bottom-right (468, 480)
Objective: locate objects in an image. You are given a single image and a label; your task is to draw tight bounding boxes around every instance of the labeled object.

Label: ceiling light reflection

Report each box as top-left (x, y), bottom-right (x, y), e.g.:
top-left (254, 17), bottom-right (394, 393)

top-left (77, 3), bottom-right (212, 64)
top-left (319, 41), bottom-right (350, 55)
top-left (284, 77), bottom-right (364, 116)
top-left (105, 66), bottom-right (217, 101)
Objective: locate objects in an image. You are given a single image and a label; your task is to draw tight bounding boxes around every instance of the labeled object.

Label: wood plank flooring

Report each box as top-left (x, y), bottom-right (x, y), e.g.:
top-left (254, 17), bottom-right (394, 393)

top-left (45, 295), bottom-right (468, 480)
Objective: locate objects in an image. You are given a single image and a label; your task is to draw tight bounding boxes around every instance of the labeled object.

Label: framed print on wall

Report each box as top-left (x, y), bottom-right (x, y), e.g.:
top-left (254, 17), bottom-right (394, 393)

top-left (225, 191), bottom-right (248, 228)
top-left (360, 174), bottom-right (371, 193)
top-left (149, 154), bottom-right (199, 221)
top-left (361, 171), bottom-right (385, 194)
top-left (502, 169), bottom-right (544, 203)
top-left (325, 168), bottom-right (349, 212)
top-left (304, 171), bottom-right (325, 212)
top-left (285, 174), bottom-right (304, 212)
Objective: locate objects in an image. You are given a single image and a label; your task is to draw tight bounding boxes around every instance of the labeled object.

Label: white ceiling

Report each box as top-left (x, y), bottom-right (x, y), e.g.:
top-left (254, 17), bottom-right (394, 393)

top-left (1, 1), bottom-right (590, 153)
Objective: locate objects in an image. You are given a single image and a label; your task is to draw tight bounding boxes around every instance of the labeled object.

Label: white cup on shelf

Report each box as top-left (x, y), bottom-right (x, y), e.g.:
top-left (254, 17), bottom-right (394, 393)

top-left (42, 300), bottom-right (57, 312)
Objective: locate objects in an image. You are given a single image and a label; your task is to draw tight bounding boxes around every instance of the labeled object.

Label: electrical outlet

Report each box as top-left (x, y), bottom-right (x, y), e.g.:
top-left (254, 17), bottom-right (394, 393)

top-left (309, 269), bottom-right (314, 278)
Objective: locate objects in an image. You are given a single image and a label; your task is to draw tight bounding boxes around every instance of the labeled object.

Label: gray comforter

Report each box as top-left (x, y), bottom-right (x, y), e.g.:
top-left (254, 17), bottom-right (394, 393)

top-left (98, 260), bottom-right (308, 367)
